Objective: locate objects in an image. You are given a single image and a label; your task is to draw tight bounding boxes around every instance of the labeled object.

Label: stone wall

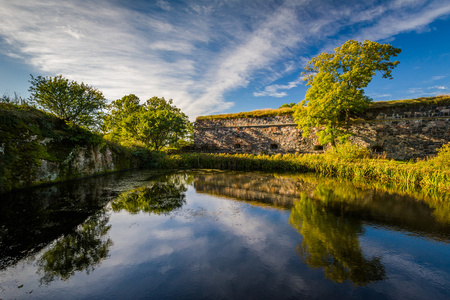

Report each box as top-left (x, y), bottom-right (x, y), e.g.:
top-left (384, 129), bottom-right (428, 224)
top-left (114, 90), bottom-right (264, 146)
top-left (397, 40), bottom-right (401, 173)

top-left (194, 103), bottom-right (450, 160)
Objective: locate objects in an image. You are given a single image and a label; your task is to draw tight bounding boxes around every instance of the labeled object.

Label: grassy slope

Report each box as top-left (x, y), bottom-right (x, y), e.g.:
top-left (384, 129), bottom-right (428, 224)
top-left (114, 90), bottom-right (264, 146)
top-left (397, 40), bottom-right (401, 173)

top-left (0, 103), bottom-right (138, 192)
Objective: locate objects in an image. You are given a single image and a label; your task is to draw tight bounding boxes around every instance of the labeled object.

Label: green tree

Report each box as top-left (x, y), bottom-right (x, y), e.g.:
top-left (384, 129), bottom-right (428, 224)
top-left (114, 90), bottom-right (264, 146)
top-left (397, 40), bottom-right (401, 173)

top-left (103, 94), bottom-right (141, 142)
top-left (293, 40), bottom-right (401, 146)
top-left (105, 96), bottom-right (191, 150)
top-left (29, 75), bottom-right (106, 129)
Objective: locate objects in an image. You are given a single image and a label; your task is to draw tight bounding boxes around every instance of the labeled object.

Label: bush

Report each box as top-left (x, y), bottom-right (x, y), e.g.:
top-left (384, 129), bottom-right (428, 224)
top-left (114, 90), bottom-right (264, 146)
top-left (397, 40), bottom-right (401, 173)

top-left (324, 142), bottom-right (371, 161)
top-left (430, 143), bottom-right (450, 165)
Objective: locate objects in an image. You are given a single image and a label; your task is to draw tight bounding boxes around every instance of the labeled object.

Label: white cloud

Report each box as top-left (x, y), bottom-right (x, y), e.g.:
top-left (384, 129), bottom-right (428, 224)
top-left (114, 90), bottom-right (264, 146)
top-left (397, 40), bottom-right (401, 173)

top-left (157, 0), bottom-right (171, 11)
top-left (351, 1), bottom-right (450, 42)
top-left (0, 0), bottom-right (450, 118)
top-left (431, 75), bottom-right (446, 81)
top-left (369, 93), bottom-right (393, 99)
top-left (253, 75), bottom-right (305, 97)
top-left (428, 85), bottom-right (448, 90)
top-left (408, 87), bottom-right (424, 94)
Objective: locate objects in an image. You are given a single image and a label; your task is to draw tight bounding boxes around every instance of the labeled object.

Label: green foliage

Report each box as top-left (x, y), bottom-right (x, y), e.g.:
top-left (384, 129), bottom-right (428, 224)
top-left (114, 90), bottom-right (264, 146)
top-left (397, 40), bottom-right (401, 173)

top-left (155, 151), bottom-right (450, 193)
top-left (0, 92), bottom-right (29, 106)
top-left (429, 143), bottom-right (450, 165)
top-left (111, 181), bottom-right (186, 215)
top-left (29, 75), bottom-right (106, 130)
top-left (279, 102), bottom-right (297, 108)
top-left (103, 94), bottom-right (141, 143)
top-left (105, 95), bottom-right (191, 151)
top-left (324, 142), bottom-right (371, 162)
top-left (294, 40), bottom-right (401, 146)
top-left (0, 103), bottom-right (147, 192)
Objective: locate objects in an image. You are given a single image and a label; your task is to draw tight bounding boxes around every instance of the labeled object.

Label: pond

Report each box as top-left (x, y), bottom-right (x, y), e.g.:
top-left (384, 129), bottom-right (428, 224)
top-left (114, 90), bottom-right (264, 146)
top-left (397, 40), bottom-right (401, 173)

top-left (1, 170), bottom-right (449, 299)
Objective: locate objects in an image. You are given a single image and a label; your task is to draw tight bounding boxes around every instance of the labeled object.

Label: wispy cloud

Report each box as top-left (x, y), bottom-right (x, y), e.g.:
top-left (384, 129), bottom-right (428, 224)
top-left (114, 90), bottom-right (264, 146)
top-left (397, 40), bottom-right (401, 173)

top-left (0, 0), bottom-right (449, 118)
top-left (428, 85), bottom-right (448, 90)
top-left (253, 75), bottom-right (305, 97)
top-left (369, 93), bottom-right (393, 99)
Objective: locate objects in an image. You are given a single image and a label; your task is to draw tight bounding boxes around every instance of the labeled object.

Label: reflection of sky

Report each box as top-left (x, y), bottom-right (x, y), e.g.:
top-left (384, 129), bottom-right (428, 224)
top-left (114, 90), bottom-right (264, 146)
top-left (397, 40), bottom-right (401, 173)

top-left (1, 183), bottom-right (450, 299)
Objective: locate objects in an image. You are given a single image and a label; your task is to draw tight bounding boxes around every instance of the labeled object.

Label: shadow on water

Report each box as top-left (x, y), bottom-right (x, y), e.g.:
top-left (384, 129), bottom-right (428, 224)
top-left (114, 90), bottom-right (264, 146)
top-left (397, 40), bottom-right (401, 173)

top-left (0, 170), bottom-right (180, 272)
top-left (0, 177), bottom-right (114, 270)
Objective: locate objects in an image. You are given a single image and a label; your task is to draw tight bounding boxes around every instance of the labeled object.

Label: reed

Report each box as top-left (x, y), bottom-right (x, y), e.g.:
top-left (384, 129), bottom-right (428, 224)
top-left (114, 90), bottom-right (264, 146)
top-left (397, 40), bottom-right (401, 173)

top-left (157, 143), bottom-right (450, 194)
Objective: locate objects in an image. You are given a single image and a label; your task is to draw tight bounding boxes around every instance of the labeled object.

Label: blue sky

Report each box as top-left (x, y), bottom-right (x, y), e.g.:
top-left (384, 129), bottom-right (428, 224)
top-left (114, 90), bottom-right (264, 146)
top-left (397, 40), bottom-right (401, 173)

top-left (1, 0), bottom-right (450, 119)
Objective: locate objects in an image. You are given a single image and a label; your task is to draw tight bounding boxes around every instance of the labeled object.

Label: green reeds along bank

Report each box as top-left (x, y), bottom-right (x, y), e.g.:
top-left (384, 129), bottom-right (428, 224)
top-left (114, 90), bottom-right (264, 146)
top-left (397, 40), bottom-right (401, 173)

top-left (158, 143), bottom-right (450, 195)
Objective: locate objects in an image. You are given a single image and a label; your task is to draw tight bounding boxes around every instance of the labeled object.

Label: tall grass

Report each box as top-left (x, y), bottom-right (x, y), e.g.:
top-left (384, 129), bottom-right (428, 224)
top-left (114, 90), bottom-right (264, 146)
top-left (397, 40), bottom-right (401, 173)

top-left (156, 143), bottom-right (450, 194)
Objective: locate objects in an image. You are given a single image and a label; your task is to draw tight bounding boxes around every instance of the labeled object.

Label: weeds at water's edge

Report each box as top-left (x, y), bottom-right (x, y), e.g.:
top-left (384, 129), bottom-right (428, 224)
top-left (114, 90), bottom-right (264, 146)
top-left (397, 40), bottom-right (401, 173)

top-left (156, 145), bottom-right (450, 197)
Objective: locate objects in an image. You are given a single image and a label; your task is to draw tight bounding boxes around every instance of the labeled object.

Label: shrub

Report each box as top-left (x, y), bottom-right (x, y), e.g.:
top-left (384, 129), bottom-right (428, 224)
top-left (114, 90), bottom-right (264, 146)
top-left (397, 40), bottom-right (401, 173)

top-left (431, 143), bottom-right (450, 165)
top-left (324, 142), bottom-right (371, 161)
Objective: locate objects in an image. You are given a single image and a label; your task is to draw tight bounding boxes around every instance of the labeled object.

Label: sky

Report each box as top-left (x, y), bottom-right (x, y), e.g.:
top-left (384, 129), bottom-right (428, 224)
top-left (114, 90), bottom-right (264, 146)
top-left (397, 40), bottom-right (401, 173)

top-left (1, 0), bottom-right (450, 120)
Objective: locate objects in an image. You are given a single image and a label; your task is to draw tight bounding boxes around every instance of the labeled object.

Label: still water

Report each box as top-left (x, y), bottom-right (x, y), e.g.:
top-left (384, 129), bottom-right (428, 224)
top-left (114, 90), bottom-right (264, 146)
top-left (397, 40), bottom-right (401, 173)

top-left (1, 170), bottom-right (449, 299)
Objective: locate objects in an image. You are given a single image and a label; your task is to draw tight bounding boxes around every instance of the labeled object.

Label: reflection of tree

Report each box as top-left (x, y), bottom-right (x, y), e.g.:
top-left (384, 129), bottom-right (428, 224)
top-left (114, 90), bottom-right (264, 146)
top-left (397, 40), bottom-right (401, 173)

top-left (38, 210), bottom-right (112, 284)
top-left (289, 194), bottom-right (386, 286)
top-left (111, 181), bottom-right (186, 215)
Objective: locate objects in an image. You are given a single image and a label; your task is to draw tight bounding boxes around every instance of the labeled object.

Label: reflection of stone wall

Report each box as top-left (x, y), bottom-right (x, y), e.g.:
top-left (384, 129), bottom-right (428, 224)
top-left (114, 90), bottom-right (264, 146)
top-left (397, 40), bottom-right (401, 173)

top-left (193, 172), bottom-right (450, 242)
top-left (194, 104), bottom-right (450, 160)
top-left (194, 173), bottom-right (312, 208)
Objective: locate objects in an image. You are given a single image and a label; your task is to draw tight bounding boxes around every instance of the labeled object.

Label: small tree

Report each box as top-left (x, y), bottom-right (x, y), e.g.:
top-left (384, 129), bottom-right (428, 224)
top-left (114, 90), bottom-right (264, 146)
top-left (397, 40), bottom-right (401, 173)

top-left (294, 40), bottom-right (401, 146)
top-left (105, 96), bottom-right (191, 150)
top-left (29, 75), bottom-right (106, 129)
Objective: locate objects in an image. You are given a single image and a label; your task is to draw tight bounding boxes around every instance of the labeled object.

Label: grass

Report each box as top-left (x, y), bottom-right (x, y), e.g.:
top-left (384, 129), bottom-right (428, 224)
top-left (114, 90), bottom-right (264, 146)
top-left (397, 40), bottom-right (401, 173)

top-left (195, 95), bottom-right (450, 121)
top-left (369, 94), bottom-right (450, 109)
top-left (195, 107), bottom-right (293, 121)
top-left (0, 102), bottom-right (155, 192)
top-left (156, 143), bottom-right (450, 196)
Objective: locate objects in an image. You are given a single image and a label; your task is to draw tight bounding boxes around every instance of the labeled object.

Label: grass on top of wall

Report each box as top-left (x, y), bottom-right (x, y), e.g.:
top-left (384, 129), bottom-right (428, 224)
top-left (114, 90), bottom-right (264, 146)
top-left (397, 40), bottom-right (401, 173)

top-left (195, 95), bottom-right (450, 122)
top-left (195, 107), bottom-right (293, 121)
top-left (370, 94), bottom-right (450, 109)
top-left (159, 143), bottom-right (450, 196)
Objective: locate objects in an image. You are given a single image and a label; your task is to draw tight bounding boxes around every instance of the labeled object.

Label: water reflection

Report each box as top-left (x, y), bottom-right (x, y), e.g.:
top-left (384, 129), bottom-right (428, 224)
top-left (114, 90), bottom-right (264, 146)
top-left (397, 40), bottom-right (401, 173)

top-left (0, 175), bottom-right (118, 269)
top-left (193, 171), bottom-right (450, 285)
top-left (289, 194), bottom-right (385, 285)
top-left (111, 175), bottom-right (187, 215)
top-left (38, 209), bottom-right (112, 284)
top-left (194, 172), bottom-right (450, 242)
top-left (0, 170), bottom-right (449, 299)
top-left (0, 170), bottom-right (169, 271)
top-left (194, 172), bottom-right (301, 209)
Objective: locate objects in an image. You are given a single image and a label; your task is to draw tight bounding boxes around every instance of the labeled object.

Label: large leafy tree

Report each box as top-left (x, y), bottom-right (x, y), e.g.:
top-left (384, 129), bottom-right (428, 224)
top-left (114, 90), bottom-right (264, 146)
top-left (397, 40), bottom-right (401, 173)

top-left (293, 40), bottom-right (401, 146)
top-left (104, 95), bottom-right (191, 150)
top-left (29, 75), bottom-right (106, 129)
top-left (103, 94), bottom-right (141, 142)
